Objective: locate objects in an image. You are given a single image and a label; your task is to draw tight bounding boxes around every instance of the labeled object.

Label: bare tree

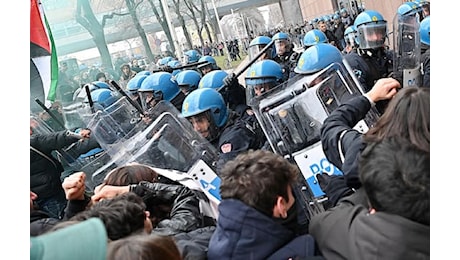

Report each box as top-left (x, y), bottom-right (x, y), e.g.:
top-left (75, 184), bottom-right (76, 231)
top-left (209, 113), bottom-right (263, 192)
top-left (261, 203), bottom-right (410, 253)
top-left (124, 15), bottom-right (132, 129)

top-left (146, 0), bottom-right (176, 56)
top-left (124, 0), bottom-right (155, 62)
top-left (76, 0), bottom-right (113, 70)
top-left (183, 0), bottom-right (205, 47)
top-left (170, 0), bottom-right (193, 50)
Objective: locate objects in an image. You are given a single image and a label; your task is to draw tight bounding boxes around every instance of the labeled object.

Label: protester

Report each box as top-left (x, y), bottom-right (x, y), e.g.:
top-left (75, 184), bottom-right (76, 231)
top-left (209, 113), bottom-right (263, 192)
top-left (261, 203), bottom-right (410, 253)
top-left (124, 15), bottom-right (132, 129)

top-left (107, 234), bottom-right (183, 260)
top-left (30, 127), bottom-right (91, 219)
top-left (320, 81), bottom-right (429, 203)
top-left (310, 137), bottom-right (430, 259)
top-left (207, 149), bottom-right (323, 259)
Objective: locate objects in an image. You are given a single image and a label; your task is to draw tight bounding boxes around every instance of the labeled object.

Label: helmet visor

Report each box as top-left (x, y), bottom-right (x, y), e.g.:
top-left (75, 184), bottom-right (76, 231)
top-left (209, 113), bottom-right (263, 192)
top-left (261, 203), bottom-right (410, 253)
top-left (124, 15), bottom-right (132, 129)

top-left (357, 23), bottom-right (387, 49)
top-left (248, 44), bottom-right (271, 61)
top-left (275, 39), bottom-right (290, 56)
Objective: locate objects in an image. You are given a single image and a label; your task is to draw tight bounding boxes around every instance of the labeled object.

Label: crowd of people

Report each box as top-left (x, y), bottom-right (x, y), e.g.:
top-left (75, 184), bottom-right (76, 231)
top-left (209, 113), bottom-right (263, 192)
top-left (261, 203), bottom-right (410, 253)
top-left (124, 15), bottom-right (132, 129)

top-left (31, 1), bottom-right (430, 259)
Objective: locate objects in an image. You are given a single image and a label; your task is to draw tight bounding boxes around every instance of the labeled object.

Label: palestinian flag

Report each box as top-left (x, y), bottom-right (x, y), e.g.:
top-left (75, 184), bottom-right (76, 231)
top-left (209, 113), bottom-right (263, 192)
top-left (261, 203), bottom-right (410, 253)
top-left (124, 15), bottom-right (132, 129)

top-left (30, 0), bottom-right (58, 113)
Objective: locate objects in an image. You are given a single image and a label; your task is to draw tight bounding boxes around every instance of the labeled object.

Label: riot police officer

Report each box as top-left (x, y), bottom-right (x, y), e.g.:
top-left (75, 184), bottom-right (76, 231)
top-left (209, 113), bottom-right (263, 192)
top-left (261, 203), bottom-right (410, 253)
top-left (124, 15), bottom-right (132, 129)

top-left (175, 69), bottom-right (202, 96)
top-left (181, 88), bottom-right (265, 171)
top-left (272, 32), bottom-right (300, 80)
top-left (344, 10), bottom-right (394, 93)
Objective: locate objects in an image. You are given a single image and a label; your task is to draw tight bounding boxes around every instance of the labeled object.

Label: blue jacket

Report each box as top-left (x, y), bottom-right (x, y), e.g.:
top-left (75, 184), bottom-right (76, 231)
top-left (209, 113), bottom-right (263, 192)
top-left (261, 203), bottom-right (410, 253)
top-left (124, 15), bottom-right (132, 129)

top-left (208, 199), bottom-right (319, 260)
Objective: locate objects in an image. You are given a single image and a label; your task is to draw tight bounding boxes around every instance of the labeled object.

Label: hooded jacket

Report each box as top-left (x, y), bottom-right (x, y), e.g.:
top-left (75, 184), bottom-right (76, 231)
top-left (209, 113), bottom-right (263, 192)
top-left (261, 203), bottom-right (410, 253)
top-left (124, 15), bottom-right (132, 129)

top-left (208, 199), bottom-right (320, 260)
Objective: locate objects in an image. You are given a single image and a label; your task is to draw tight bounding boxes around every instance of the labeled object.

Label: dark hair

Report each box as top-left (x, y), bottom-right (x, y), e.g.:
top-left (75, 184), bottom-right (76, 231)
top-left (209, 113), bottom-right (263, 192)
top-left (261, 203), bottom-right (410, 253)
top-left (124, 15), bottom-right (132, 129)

top-left (359, 137), bottom-right (429, 225)
top-left (107, 234), bottom-right (182, 260)
top-left (70, 192), bottom-right (147, 240)
top-left (364, 87), bottom-right (429, 153)
top-left (102, 164), bottom-right (171, 228)
top-left (219, 149), bottom-right (299, 217)
top-left (103, 164), bottom-right (159, 186)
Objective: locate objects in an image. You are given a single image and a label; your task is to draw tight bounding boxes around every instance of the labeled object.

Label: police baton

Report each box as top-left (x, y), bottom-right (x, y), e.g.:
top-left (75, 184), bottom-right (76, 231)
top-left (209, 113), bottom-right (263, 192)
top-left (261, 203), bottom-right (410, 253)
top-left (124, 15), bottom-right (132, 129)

top-left (233, 40), bottom-right (275, 78)
top-left (34, 98), bottom-right (66, 130)
top-left (108, 80), bottom-right (145, 116)
top-left (84, 84), bottom-right (95, 114)
top-left (151, 61), bottom-right (208, 73)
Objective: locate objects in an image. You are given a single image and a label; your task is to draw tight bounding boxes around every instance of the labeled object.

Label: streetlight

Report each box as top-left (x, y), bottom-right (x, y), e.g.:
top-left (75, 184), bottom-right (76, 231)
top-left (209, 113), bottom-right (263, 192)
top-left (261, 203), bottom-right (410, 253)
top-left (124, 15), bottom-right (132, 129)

top-left (159, 0), bottom-right (183, 59)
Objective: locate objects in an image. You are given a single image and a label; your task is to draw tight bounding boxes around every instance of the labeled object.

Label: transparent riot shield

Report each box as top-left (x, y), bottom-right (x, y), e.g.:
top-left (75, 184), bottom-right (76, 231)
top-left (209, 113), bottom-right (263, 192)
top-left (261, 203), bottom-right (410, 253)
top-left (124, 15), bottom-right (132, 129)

top-left (250, 61), bottom-right (380, 217)
top-left (393, 13), bottom-right (421, 87)
top-left (90, 101), bottom-right (222, 207)
top-left (84, 96), bottom-right (144, 156)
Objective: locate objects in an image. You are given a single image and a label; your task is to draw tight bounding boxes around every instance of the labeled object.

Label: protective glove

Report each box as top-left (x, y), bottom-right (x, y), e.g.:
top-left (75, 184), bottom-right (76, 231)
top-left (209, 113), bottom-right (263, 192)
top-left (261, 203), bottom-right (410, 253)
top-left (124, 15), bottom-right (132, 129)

top-left (222, 73), bottom-right (238, 88)
top-left (316, 173), bottom-right (354, 209)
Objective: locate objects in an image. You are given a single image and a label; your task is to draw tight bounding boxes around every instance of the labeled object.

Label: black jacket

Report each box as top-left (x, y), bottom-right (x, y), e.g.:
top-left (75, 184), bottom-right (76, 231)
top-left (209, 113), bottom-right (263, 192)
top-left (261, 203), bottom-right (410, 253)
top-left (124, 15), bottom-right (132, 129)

top-left (130, 181), bottom-right (211, 236)
top-left (320, 95), bottom-right (371, 190)
top-left (344, 48), bottom-right (393, 93)
top-left (310, 189), bottom-right (430, 260)
top-left (30, 130), bottom-right (81, 200)
top-left (216, 111), bottom-right (266, 172)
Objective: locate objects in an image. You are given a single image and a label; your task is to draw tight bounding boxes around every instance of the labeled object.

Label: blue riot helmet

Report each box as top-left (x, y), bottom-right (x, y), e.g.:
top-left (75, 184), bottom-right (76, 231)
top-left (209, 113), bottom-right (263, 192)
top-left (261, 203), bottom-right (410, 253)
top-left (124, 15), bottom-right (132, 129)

top-left (245, 59), bottom-right (283, 104)
top-left (397, 2), bottom-right (419, 16)
top-left (248, 35), bottom-right (274, 61)
top-left (136, 70), bottom-right (151, 77)
top-left (420, 16), bottom-right (430, 46)
top-left (344, 25), bottom-right (359, 47)
top-left (272, 32), bottom-right (292, 56)
top-left (181, 88), bottom-right (228, 142)
top-left (183, 50), bottom-right (201, 64)
top-left (175, 70), bottom-right (202, 95)
top-left (88, 88), bottom-right (118, 111)
top-left (294, 43), bottom-right (343, 75)
top-left (91, 81), bottom-right (111, 90)
top-left (138, 72), bottom-right (181, 111)
top-left (167, 60), bottom-right (182, 76)
top-left (333, 14), bottom-right (340, 20)
top-left (303, 29), bottom-right (328, 49)
top-left (198, 70), bottom-right (228, 91)
top-left (73, 80), bottom-right (112, 102)
top-left (197, 55), bottom-right (218, 75)
top-left (158, 56), bottom-right (173, 66)
top-left (126, 74), bottom-right (148, 102)
top-left (354, 10), bottom-right (387, 50)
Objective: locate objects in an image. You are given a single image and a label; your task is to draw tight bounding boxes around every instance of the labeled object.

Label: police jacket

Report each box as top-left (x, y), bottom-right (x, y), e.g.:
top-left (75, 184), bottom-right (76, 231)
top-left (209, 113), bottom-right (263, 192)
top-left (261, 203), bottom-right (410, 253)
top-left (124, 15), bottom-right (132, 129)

top-left (129, 181), bottom-right (209, 236)
top-left (207, 199), bottom-right (320, 260)
top-left (30, 130), bottom-right (81, 200)
top-left (216, 111), bottom-right (266, 172)
top-left (274, 49), bottom-right (300, 81)
top-left (310, 189), bottom-right (430, 260)
top-left (344, 48), bottom-right (393, 92)
top-left (320, 95), bottom-right (371, 190)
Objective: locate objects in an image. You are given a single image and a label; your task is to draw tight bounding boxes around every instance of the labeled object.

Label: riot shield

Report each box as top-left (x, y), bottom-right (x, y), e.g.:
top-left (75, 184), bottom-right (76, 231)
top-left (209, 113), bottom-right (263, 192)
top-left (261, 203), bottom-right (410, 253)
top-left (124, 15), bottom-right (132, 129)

top-left (250, 61), bottom-right (380, 216)
top-left (393, 13), bottom-right (421, 87)
top-left (90, 101), bottom-right (222, 206)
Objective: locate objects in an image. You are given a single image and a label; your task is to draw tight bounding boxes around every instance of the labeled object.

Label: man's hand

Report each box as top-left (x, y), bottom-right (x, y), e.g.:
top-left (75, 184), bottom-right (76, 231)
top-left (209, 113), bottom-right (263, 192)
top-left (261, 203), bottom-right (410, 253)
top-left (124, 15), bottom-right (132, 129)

top-left (366, 78), bottom-right (400, 103)
top-left (91, 185), bottom-right (129, 203)
top-left (62, 172), bottom-right (86, 200)
top-left (79, 128), bottom-right (91, 139)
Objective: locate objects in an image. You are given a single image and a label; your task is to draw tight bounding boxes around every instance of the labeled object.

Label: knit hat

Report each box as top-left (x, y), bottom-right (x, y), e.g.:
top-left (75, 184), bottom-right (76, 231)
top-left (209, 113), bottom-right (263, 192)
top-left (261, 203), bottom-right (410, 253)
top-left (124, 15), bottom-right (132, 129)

top-left (30, 218), bottom-right (107, 260)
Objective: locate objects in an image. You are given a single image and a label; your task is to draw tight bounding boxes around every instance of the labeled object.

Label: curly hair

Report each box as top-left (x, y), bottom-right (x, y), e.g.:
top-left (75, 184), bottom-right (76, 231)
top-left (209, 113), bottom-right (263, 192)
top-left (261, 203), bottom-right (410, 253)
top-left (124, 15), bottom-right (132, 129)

top-left (219, 149), bottom-right (299, 217)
